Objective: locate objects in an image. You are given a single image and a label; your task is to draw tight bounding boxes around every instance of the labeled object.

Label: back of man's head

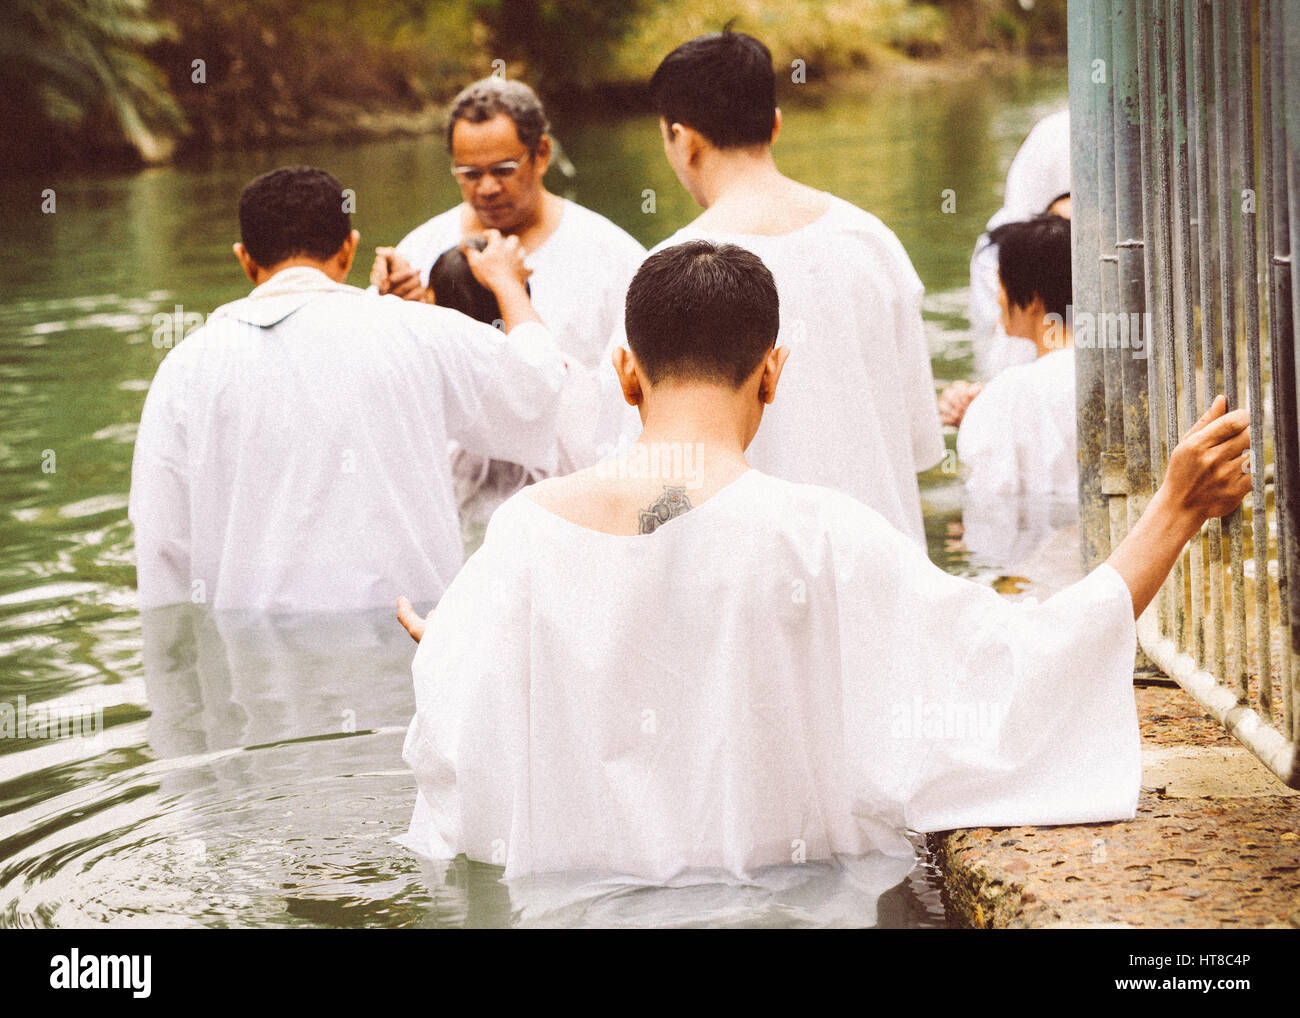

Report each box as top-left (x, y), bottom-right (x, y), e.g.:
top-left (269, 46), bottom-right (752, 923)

top-left (649, 30), bottom-right (776, 149)
top-left (989, 213), bottom-right (1072, 321)
top-left (445, 78), bottom-right (550, 153)
top-left (625, 240), bottom-right (779, 388)
top-left (238, 166), bottom-right (351, 270)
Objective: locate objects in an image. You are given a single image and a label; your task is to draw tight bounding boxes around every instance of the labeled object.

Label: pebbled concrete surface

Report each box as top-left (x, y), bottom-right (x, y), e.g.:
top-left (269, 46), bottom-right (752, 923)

top-left (930, 683), bottom-right (1300, 928)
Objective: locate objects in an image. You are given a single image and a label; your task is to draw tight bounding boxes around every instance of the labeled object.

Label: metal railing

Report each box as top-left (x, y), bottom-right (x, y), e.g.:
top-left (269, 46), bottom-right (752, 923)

top-left (1069, 0), bottom-right (1299, 787)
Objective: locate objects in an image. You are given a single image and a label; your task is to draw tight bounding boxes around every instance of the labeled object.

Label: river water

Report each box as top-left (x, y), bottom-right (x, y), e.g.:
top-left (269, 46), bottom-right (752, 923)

top-left (0, 65), bottom-right (1073, 927)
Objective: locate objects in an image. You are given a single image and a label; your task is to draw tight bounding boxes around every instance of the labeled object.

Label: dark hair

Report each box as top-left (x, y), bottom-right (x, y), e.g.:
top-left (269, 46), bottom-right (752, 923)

top-left (624, 240), bottom-right (779, 387)
top-left (427, 239), bottom-right (529, 325)
top-left (649, 30), bottom-right (776, 149)
top-left (238, 166), bottom-right (351, 269)
top-left (445, 78), bottom-right (549, 153)
top-left (988, 213), bottom-right (1072, 321)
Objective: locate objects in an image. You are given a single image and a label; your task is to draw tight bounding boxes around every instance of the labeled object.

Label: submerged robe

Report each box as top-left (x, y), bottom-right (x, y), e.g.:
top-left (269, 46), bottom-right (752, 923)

top-left (956, 347), bottom-right (1078, 499)
top-left (399, 469), bottom-right (1140, 884)
top-left (129, 267), bottom-right (567, 612)
top-left (600, 195), bottom-right (945, 546)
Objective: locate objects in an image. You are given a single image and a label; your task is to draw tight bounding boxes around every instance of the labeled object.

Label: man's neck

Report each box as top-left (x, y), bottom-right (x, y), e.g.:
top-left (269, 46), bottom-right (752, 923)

top-left (690, 152), bottom-right (829, 235)
top-left (465, 190), bottom-right (564, 252)
top-left (1035, 325), bottom-right (1074, 358)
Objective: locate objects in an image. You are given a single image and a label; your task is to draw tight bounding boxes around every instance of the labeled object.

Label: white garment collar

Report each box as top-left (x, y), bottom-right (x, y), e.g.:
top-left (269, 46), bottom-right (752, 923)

top-left (212, 266), bottom-right (359, 328)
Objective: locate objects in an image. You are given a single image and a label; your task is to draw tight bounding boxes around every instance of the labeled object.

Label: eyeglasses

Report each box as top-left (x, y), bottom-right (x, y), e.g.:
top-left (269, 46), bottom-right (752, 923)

top-left (450, 151), bottom-right (532, 185)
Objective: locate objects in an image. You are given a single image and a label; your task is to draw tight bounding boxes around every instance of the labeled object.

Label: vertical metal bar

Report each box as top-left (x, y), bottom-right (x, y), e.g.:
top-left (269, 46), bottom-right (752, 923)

top-left (1112, 0), bottom-right (1152, 538)
top-left (1263, 0), bottom-right (1295, 737)
top-left (1170, 0), bottom-right (1205, 664)
top-left (1153, 0), bottom-right (1186, 651)
top-left (1229, 0), bottom-right (1274, 720)
top-left (1192, 0), bottom-right (1226, 681)
top-left (1280, 0), bottom-right (1300, 749)
top-left (1136, 0), bottom-right (1171, 637)
top-left (1071, 0), bottom-right (1110, 573)
top-left (1213, 0), bottom-right (1251, 701)
top-left (1099, 1), bottom-right (1128, 553)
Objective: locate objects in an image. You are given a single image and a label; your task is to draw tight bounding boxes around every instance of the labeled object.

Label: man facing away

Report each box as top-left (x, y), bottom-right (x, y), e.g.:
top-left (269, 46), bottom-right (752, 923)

top-left (396, 241), bottom-right (1252, 885)
top-left (600, 30), bottom-right (945, 547)
top-left (968, 108), bottom-right (1071, 378)
top-left (956, 213), bottom-right (1077, 499)
top-left (129, 166), bottom-right (568, 613)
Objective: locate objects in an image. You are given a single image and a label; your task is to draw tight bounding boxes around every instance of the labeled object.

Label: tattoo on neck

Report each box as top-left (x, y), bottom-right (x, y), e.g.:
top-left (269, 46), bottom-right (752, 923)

top-left (638, 485), bottom-right (693, 534)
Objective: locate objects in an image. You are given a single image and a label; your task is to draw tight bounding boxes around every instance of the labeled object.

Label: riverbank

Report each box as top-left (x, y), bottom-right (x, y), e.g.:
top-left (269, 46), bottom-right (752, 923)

top-left (7, 0), bottom-right (1067, 174)
top-left (930, 681), bottom-right (1300, 928)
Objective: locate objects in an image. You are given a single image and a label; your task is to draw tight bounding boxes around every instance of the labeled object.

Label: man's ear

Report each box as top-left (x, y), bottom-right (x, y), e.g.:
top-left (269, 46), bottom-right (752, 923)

top-left (233, 242), bottom-right (260, 284)
top-left (771, 107), bottom-right (782, 146)
top-left (532, 135), bottom-right (552, 177)
top-left (613, 346), bottom-right (644, 408)
top-left (759, 344), bottom-right (791, 405)
top-left (336, 229), bottom-right (360, 276)
top-left (680, 123), bottom-right (707, 166)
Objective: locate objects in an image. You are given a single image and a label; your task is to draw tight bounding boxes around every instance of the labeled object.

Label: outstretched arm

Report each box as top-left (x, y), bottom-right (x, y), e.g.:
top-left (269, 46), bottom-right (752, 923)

top-left (1107, 395), bottom-right (1252, 619)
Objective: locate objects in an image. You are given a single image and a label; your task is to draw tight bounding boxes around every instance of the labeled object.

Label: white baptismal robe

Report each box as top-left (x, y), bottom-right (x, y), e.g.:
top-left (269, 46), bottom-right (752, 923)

top-left (605, 196), bottom-right (946, 546)
top-left (969, 108), bottom-right (1071, 377)
top-left (129, 267), bottom-right (567, 612)
top-left (957, 347), bottom-right (1078, 499)
top-left (400, 469), bottom-right (1140, 884)
top-left (395, 199), bottom-right (647, 370)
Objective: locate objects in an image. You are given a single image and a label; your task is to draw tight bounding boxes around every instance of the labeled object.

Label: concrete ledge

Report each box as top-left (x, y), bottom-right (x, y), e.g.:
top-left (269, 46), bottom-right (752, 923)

top-left (930, 687), bottom-right (1300, 928)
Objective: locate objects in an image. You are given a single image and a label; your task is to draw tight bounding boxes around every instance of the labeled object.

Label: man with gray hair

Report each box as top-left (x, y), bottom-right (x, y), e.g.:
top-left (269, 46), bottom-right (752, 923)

top-left (372, 78), bottom-right (646, 523)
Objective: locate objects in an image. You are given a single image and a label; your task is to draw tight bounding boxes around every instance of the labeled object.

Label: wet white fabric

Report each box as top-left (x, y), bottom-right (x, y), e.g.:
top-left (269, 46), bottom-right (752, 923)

top-left (957, 347), bottom-right (1077, 498)
top-left (969, 109), bottom-right (1071, 377)
top-left (399, 469), bottom-right (1140, 884)
top-left (129, 266), bottom-right (567, 612)
top-left (395, 198), bottom-right (647, 371)
top-left (599, 195), bottom-right (946, 546)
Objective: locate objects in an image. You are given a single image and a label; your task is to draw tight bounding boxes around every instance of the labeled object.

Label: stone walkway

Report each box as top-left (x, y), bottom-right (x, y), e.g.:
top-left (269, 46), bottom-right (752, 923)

top-left (930, 682), bottom-right (1300, 928)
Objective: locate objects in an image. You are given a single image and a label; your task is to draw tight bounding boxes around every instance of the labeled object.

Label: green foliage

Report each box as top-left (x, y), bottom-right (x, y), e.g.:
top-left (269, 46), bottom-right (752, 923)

top-left (466, 0), bottom-right (647, 93)
top-left (1, 0), bottom-right (184, 166)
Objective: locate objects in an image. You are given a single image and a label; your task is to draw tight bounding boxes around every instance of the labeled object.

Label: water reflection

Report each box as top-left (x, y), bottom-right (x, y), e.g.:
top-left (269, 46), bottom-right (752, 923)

top-left (141, 606), bottom-right (415, 757)
top-left (961, 494), bottom-right (1082, 598)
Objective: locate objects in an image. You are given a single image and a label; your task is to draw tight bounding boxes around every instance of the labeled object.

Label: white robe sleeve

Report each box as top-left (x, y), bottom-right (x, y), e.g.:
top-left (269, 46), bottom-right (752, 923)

top-left (398, 502), bottom-right (532, 864)
top-left (831, 495), bottom-right (1141, 833)
top-left (129, 350), bottom-right (193, 609)
top-left (892, 260), bottom-right (946, 473)
top-left (401, 304), bottom-right (568, 474)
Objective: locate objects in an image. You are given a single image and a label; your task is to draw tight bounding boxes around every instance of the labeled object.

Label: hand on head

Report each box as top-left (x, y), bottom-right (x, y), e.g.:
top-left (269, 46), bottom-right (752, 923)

top-left (463, 230), bottom-right (532, 294)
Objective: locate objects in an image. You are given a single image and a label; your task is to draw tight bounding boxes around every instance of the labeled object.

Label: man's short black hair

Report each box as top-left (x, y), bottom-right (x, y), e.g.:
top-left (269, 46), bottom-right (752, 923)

top-left (238, 166), bottom-right (351, 269)
top-left (989, 213), bottom-right (1072, 321)
top-left (649, 30), bottom-right (776, 149)
top-left (624, 240), bottom-right (780, 388)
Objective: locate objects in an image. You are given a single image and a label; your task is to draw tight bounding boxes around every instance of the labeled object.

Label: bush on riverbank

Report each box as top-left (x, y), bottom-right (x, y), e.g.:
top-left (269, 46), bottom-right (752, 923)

top-left (6, 0), bottom-right (1066, 172)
